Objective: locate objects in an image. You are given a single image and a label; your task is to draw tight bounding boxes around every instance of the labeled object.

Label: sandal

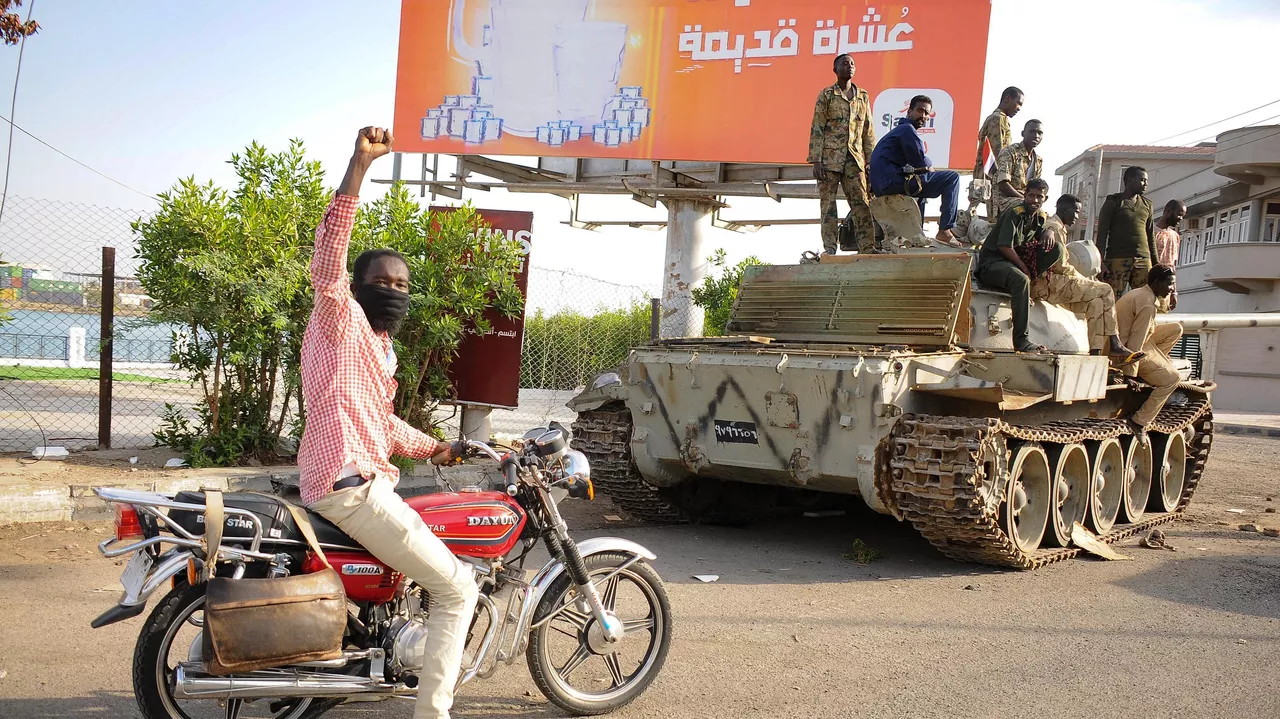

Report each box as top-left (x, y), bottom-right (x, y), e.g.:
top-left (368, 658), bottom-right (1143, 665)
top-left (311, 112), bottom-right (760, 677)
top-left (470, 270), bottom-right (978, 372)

top-left (1109, 350), bottom-right (1145, 368)
top-left (935, 236), bottom-right (964, 248)
top-left (1014, 341), bottom-right (1047, 353)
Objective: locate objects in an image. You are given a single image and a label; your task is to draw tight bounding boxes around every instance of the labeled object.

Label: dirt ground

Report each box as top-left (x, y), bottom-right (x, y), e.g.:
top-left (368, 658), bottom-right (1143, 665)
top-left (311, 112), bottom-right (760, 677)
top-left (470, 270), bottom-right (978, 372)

top-left (0, 434), bottom-right (1277, 719)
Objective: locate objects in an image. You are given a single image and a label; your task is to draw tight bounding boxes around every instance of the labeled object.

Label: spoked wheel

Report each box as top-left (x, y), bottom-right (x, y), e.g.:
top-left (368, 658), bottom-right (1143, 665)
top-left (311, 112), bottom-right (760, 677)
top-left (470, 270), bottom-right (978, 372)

top-left (1086, 438), bottom-right (1125, 534)
top-left (1149, 431), bottom-right (1188, 513)
top-left (1001, 443), bottom-right (1052, 553)
top-left (527, 551), bottom-right (672, 715)
top-left (1044, 443), bottom-right (1090, 547)
top-left (1121, 435), bottom-right (1153, 523)
top-left (133, 582), bottom-right (316, 719)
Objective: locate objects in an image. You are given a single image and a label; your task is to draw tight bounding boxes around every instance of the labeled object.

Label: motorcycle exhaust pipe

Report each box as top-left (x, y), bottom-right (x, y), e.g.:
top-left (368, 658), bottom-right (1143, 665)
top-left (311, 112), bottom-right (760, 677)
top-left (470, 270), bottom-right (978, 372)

top-left (173, 664), bottom-right (414, 700)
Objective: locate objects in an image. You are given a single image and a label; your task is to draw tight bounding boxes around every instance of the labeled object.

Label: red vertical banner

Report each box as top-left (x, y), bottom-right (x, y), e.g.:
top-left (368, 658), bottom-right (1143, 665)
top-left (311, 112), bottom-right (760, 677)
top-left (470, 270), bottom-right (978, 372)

top-left (434, 207), bottom-right (533, 409)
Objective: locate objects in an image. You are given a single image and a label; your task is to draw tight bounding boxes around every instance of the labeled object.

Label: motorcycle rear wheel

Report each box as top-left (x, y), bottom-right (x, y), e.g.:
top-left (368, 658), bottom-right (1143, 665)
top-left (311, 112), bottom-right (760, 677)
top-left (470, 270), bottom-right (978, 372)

top-left (133, 582), bottom-right (322, 719)
top-left (526, 551), bottom-right (672, 715)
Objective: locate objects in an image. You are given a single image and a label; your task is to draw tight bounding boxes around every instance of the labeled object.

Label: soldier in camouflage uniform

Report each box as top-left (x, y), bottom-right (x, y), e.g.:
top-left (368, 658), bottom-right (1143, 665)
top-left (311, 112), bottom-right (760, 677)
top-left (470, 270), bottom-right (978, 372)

top-left (809, 53), bottom-right (876, 255)
top-left (973, 87), bottom-right (1022, 218)
top-left (1032, 194), bottom-right (1143, 362)
top-left (993, 119), bottom-right (1044, 218)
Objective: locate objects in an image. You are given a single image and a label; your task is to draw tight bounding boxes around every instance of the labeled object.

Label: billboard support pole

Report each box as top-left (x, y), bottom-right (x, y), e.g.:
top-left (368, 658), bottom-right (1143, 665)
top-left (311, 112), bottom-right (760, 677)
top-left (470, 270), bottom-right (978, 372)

top-left (659, 199), bottom-right (712, 339)
top-left (461, 405), bottom-right (492, 443)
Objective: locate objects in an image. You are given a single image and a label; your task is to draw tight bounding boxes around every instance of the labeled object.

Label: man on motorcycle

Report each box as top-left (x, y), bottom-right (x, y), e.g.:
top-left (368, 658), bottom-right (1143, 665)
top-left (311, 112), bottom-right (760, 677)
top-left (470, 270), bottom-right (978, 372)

top-left (298, 126), bottom-right (479, 719)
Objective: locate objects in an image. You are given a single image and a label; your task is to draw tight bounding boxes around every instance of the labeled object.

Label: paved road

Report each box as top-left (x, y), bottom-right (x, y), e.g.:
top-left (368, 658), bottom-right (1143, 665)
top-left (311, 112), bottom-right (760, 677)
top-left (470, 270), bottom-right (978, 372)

top-left (1, 435), bottom-right (1278, 719)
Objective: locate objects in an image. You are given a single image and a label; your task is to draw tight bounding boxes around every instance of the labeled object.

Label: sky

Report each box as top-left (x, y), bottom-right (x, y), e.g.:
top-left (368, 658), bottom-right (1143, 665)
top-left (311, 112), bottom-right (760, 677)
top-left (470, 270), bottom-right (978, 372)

top-left (1, 0), bottom-right (1279, 297)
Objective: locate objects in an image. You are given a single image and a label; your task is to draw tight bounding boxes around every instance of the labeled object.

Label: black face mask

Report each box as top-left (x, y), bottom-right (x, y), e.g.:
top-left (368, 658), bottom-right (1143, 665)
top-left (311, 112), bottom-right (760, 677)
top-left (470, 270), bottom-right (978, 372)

top-left (353, 284), bottom-right (410, 335)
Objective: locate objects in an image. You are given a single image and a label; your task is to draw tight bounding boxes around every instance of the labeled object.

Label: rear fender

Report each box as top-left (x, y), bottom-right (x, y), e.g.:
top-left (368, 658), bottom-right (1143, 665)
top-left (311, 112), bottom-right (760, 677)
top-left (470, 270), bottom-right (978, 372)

top-left (90, 547), bottom-right (195, 628)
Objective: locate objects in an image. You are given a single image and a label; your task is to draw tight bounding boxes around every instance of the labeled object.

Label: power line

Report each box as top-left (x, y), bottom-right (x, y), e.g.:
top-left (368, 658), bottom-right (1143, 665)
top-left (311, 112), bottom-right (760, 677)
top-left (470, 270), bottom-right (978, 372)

top-left (1142, 124), bottom-right (1280, 199)
top-left (0, 112), bottom-right (157, 202)
top-left (1145, 97), bottom-right (1280, 145)
top-left (0, 0), bottom-right (36, 228)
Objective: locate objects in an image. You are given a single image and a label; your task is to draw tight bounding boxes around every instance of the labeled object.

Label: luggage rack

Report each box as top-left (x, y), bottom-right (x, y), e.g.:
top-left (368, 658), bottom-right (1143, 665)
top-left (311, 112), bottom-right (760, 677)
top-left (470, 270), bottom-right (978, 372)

top-left (94, 486), bottom-right (274, 569)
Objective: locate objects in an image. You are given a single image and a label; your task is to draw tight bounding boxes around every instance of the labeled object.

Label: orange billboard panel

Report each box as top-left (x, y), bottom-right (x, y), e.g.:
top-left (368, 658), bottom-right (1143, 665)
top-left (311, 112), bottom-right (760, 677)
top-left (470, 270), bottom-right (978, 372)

top-left (394, 0), bottom-right (991, 169)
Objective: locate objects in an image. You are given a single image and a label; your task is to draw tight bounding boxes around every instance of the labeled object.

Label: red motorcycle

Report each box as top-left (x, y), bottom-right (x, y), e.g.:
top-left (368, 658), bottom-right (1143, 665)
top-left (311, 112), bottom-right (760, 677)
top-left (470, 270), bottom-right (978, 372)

top-left (90, 425), bottom-right (672, 719)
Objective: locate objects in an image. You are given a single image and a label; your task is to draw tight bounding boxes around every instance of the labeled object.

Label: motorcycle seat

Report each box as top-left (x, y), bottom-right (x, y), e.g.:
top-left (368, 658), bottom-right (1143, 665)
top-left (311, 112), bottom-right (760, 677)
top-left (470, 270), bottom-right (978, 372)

top-left (170, 490), bottom-right (362, 551)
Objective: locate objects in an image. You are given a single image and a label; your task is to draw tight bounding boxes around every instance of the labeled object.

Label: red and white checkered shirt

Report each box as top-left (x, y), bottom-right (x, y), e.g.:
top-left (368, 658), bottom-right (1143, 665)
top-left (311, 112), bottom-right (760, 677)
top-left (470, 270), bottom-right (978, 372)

top-left (297, 194), bottom-right (439, 505)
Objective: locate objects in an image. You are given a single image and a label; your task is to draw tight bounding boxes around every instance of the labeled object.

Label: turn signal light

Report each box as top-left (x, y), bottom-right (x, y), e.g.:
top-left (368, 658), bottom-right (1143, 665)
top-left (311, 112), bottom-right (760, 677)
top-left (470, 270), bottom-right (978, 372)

top-left (114, 503), bottom-right (144, 541)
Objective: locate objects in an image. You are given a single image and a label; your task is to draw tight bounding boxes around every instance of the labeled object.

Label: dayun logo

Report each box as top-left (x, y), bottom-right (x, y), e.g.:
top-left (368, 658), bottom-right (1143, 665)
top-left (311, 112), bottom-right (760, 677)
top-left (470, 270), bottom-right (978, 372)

top-left (467, 514), bottom-right (517, 527)
top-left (341, 564), bottom-right (384, 576)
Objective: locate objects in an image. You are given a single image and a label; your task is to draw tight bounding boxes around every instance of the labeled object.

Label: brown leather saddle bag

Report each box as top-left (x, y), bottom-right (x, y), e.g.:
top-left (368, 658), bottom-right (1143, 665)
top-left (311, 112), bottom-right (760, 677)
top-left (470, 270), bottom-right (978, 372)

top-left (199, 490), bottom-right (347, 676)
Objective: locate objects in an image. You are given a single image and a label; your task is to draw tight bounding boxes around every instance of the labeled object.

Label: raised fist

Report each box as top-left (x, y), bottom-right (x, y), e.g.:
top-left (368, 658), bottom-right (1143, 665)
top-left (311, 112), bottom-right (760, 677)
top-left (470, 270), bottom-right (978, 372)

top-left (355, 126), bottom-right (394, 161)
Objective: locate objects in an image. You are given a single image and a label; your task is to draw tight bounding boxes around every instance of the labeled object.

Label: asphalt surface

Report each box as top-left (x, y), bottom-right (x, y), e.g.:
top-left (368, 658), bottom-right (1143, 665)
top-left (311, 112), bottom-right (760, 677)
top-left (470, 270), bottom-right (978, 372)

top-left (1, 435), bottom-right (1277, 719)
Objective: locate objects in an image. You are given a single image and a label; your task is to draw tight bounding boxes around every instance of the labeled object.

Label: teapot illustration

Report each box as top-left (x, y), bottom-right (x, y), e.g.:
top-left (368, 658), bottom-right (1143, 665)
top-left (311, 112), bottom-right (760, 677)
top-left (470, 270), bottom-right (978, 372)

top-left (449, 0), bottom-right (626, 137)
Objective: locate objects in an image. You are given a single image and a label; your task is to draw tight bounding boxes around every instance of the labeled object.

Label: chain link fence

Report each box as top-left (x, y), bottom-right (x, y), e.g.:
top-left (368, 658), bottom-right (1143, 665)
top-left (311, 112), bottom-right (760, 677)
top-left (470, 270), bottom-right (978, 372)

top-left (0, 195), bottom-right (669, 452)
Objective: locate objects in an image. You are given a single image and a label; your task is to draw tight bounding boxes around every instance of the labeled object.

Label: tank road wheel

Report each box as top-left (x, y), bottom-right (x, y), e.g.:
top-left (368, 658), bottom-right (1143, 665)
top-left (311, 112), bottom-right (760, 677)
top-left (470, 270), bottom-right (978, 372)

top-left (1001, 443), bottom-right (1052, 553)
top-left (1043, 443), bottom-right (1090, 548)
top-left (1121, 436), bottom-right (1154, 523)
top-left (1149, 431), bottom-right (1188, 513)
top-left (1085, 438), bottom-right (1125, 534)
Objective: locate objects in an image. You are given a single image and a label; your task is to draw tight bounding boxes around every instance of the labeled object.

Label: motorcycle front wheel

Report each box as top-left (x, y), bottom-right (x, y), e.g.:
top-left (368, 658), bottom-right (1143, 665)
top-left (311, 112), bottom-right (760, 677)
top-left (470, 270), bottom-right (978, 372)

top-left (526, 551), bottom-right (672, 715)
top-left (133, 582), bottom-right (322, 719)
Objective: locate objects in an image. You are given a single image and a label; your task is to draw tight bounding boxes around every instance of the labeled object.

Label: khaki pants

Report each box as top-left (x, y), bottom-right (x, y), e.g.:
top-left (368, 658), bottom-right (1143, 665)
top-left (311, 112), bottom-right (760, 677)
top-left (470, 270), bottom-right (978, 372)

top-left (309, 476), bottom-right (480, 719)
top-left (1031, 272), bottom-right (1117, 351)
top-left (1132, 323), bottom-right (1183, 427)
top-left (818, 153), bottom-right (874, 253)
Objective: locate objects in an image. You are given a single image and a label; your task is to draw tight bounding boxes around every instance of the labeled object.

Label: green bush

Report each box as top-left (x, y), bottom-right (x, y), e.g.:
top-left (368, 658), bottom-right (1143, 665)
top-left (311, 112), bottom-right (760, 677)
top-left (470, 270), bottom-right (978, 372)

top-left (691, 249), bottom-right (761, 336)
top-left (135, 142), bottom-right (524, 467)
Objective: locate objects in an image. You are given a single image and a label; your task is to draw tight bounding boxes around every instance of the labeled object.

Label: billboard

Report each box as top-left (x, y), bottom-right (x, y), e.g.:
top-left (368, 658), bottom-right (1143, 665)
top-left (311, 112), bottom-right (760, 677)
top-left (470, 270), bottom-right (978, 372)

top-left (440, 207), bottom-right (533, 409)
top-left (393, 0), bottom-right (991, 169)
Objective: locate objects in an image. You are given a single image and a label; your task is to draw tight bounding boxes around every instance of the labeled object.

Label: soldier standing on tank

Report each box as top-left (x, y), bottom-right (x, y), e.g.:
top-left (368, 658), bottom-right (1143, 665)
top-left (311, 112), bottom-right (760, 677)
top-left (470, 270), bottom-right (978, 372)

top-left (1096, 166), bottom-right (1157, 298)
top-left (992, 119), bottom-right (1044, 218)
top-left (1115, 264), bottom-right (1182, 441)
top-left (1033, 194), bottom-right (1143, 364)
top-left (974, 178), bottom-right (1053, 353)
top-left (974, 87), bottom-right (1023, 217)
top-left (808, 53), bottom-right (877, 256)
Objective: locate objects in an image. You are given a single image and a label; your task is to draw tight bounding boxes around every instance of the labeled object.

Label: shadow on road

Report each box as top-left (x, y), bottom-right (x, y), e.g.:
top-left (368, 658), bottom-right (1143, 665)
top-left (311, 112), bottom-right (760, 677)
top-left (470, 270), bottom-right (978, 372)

top-left (592, 502), bottom-right (1000, 586)
top-left (1113, 551), bottom-right (1280, 620)
top-left (0, 691), bottom-right (137, 718)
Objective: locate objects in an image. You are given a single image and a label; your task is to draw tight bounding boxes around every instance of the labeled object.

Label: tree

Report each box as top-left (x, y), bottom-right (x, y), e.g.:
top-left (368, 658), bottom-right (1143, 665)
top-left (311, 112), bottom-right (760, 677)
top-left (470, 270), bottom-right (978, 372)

top-left (135, 140), bottom-right (326, 466)
top-left (691, 249), bottom-right (761, 336)
top-left (0, 0), bottom-right (38, 45)
top-left (350, 185), bottom-right (525, 430)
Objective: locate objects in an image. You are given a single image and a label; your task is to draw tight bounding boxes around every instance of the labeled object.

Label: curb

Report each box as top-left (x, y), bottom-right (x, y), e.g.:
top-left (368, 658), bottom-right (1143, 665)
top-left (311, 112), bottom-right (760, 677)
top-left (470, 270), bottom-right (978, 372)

top-left (1216, 423), bottom-right (1280, 439)
top-left (0, 465), bottom-right (493, 526)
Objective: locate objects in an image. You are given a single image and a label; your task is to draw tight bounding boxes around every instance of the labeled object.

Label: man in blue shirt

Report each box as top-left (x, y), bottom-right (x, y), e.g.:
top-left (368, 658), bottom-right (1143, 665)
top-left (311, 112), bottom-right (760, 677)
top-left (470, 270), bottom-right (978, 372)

top-left (870, 95), bottom-right (962, 247)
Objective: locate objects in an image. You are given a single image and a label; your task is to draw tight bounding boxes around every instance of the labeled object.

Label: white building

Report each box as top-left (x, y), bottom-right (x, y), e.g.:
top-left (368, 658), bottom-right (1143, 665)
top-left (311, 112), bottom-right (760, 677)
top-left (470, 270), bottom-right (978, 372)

top-left (1056, 127), bottom-right (1280, 412)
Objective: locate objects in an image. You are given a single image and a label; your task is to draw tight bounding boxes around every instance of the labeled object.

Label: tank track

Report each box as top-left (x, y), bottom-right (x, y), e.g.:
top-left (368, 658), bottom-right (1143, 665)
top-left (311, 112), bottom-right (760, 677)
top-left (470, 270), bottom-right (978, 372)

top-left (572, 403), bottom-right (689, 524)
top-left (886, 393), bottom-right (1214, 569)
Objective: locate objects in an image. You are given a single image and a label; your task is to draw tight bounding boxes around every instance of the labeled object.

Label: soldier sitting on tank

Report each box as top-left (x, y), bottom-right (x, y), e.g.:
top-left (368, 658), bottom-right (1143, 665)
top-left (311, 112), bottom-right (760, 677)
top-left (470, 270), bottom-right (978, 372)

top-left (1034, 193), bottom-right (1144, 364)
top-left (868, 94), bottom-right (963, 248)
top-left (973, 178), bottom-right (1053, 352)
top-left (1116, 264), bottom-right (1182, 442)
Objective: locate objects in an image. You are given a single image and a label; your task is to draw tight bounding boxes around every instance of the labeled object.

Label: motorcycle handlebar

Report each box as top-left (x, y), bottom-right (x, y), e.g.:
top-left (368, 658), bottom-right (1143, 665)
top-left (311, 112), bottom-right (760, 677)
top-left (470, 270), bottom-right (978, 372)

top-left (499, 455), bottom-right (520, 494)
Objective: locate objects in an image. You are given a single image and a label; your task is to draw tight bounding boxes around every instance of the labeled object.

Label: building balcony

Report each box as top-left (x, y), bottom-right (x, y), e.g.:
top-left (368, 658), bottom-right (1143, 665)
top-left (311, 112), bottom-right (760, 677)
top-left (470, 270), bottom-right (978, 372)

top-left (1203, 241), bottom-right (1280, 294)
top-left (1215, 125), bottom-right (1280, 184)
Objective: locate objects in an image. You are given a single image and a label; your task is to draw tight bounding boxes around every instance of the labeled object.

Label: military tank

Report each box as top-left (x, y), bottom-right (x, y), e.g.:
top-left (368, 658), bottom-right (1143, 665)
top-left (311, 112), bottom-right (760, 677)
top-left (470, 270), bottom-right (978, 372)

top-left (569, 254), bottom-right (1215, 569)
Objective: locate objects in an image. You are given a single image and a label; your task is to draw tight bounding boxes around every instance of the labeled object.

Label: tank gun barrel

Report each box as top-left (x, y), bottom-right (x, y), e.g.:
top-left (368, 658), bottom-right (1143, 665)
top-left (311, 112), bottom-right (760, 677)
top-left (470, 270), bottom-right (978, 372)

top-left (1156, 313), bottom-right (1280, 330)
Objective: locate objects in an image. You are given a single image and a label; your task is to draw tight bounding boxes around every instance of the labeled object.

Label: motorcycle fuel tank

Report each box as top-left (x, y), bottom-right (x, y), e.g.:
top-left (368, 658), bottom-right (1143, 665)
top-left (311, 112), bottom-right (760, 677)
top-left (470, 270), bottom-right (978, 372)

top-left (301, 493), bottom-right (527, 601)
top-left (405, 491), bottom-right (528, 558)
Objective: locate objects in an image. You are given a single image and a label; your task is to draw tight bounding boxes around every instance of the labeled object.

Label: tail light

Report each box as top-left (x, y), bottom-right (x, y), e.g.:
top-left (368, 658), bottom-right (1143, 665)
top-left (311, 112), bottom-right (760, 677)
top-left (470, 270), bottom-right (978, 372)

top-left (114, 503), bottom-right (144, 542)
